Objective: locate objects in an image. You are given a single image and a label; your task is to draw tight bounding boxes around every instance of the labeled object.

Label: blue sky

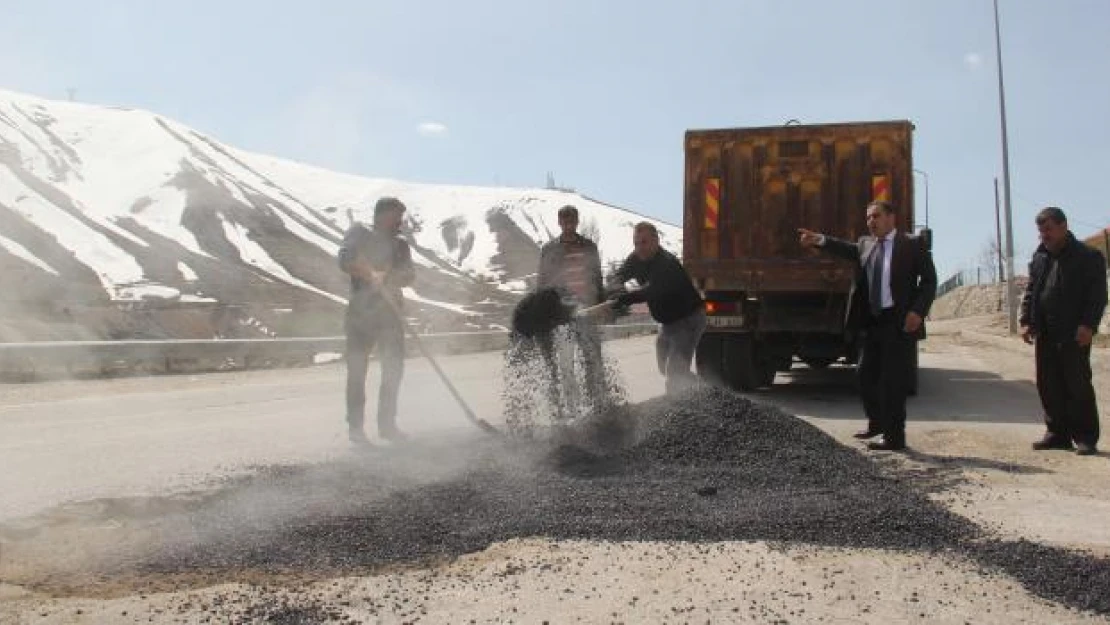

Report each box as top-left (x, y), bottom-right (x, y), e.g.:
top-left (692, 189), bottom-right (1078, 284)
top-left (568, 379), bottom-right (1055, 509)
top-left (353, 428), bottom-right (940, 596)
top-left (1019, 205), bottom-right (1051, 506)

top-left (2, 0), bottom-right (1108, 279)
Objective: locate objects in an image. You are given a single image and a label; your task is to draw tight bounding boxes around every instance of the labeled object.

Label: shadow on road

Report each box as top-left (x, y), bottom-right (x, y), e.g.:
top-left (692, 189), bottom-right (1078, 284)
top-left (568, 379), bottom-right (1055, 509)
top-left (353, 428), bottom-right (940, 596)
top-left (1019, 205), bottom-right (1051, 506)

top-left (754, 363), bottom-right (1044, 426)
top-left (899, 448), bottom-right (1053, 475)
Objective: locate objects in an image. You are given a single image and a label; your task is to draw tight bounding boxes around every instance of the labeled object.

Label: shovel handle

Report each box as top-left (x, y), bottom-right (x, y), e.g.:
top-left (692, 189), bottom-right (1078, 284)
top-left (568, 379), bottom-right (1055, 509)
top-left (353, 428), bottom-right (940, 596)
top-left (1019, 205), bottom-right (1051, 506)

top-left (375, 291), bottom-right (500, 435)
top-left (576, 300), bottom-right (616, 317)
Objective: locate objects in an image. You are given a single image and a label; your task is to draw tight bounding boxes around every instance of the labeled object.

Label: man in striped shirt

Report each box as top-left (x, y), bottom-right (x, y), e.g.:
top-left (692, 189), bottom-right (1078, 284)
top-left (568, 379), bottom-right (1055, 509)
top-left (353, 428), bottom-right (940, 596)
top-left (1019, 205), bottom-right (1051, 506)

top-left (537, 205), bottom-right (607, 417)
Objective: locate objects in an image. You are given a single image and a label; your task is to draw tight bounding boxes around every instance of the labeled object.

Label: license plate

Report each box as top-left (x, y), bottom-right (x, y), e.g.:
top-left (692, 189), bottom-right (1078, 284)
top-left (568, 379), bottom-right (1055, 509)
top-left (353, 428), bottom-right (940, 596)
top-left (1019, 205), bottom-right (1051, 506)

top-left (706, 315), bottom-right (745, 328)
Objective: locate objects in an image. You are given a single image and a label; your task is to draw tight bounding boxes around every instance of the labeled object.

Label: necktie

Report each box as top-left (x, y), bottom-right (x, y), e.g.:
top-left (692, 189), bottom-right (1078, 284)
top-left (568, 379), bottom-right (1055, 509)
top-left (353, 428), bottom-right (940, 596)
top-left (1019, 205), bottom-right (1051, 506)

top-left (869, 238), bottom-right (885, 316)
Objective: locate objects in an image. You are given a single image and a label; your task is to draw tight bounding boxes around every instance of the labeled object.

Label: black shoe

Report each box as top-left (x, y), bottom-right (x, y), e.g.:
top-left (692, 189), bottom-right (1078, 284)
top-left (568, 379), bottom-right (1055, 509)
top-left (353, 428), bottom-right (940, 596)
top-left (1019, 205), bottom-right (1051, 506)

top-left (348, 428), bottom-right (372, 446)
top-left (1075, 442), bottom-right (1098, 456)
top-left (1032, 434), bottom-right (1073, 451)
top-left (853, 429), bottom-right (882, 440)
top-left (867, 437), bottom-right (907, 451)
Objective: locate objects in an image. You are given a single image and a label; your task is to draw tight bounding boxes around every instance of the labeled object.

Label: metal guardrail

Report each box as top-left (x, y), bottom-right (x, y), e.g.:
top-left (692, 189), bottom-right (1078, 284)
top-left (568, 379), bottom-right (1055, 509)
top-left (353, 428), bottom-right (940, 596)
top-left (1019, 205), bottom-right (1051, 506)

top-left (0, 324), bottom-right (659, 380)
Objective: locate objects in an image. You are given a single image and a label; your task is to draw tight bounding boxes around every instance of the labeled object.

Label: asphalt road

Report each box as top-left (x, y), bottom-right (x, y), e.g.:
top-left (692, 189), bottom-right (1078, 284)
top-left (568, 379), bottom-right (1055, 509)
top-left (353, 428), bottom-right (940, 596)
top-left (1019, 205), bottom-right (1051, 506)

top-left (0, 336), bottom-right (664, 522)
top-left (0, 333), bottom-right (1073, 524)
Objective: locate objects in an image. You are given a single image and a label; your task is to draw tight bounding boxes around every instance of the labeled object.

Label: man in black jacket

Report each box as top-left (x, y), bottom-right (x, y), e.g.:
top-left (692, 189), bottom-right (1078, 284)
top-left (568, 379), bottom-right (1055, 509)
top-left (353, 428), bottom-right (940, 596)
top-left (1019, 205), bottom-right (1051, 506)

top-left (799, 201), bottom-right (937, 451)
top-left (1020, 207), bottom-right (1107, 456)
top-left (611, 222), bottom-right (706, 394)
top-left (338, 197), bottom-right (416, 445)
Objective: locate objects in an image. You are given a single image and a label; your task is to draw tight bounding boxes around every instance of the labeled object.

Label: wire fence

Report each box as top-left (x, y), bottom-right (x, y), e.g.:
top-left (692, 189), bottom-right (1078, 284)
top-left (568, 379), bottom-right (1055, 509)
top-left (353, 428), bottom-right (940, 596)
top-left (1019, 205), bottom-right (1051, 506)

top-left (937, 267), bottom-right (1004, 298)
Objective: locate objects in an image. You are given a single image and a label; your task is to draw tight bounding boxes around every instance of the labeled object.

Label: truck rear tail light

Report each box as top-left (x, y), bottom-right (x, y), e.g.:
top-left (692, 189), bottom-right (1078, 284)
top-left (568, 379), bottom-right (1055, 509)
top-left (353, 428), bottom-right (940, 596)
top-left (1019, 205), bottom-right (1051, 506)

top-left (705, 301), bottom-right (738, 315)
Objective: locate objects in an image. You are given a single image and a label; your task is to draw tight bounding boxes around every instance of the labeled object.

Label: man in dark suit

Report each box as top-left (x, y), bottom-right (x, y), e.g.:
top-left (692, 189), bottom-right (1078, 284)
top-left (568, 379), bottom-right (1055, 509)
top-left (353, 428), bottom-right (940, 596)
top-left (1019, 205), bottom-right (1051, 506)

top-left (799, 200), bottom-right (937, 451)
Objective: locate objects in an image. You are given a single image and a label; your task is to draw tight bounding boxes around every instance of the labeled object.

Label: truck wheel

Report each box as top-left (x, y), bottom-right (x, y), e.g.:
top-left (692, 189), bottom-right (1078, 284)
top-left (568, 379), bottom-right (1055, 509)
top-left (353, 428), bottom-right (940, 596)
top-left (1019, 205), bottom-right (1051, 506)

top-left (907, 344), bottom-right (920, 397)
top-left (695, 334), bottom-right (725, 384)
top-left (722, 334), bottom-right (761, 391)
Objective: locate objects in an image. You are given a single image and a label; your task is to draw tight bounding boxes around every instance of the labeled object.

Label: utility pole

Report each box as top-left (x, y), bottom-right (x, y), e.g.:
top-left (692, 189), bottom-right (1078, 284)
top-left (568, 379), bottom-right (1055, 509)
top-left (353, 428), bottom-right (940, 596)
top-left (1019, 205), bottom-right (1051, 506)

top-left (994, 177), bottom-right (1005, 282)
top-left (994, 0), bottom-right (1018, 334)
top-left (913, 169), bottom-right (930, 229)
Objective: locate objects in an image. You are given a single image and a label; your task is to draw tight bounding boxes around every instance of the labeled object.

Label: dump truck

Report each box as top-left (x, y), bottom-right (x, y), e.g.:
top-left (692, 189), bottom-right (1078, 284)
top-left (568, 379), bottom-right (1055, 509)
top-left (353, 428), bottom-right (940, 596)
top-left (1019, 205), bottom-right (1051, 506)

top-left (683, 120), bottom-right (929, 391)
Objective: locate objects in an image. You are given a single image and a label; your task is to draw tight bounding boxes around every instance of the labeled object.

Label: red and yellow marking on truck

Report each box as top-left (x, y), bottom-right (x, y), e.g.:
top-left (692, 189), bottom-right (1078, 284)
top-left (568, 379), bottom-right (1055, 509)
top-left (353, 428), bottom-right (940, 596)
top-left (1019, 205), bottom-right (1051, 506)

top-left (871, 174), bottom-right (890, 202)
top-left (704, 177), bottom-right (720, 229)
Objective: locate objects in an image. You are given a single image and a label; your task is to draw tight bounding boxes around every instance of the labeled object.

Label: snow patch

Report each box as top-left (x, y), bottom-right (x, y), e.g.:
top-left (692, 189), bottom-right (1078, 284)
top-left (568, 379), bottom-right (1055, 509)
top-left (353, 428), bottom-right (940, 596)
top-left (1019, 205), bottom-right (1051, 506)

top-left (314, 352), bottom-right (343, 364)
top-left (179, 294), bottom-right (218, 303)
top-left (177, 261), bottom-right (198, 281)
top-left (0, 166), bottom-right (145, 288)
top-left (115, 283), bottom-right (180, 301)
top-left (498, 279), bottom-right (530, 292)
top-left (402, 287), bottom-right (473, 315)
top-left (0, 233), bottom-right (60, 275)
top-left (219, 214), bottom-right (346, 304)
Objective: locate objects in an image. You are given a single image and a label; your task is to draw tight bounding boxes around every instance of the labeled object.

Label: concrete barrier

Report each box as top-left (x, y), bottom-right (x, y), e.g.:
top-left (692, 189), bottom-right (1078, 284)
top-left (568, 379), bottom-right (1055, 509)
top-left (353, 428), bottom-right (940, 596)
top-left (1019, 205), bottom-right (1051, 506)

top-left (0, 323), bottom-right (659, 381)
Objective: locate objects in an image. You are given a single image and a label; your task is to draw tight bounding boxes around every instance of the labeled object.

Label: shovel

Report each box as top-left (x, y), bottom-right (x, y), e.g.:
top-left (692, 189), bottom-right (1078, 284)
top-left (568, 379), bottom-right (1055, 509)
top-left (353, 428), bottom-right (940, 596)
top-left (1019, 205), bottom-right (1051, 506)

top-left (375, 287), bottom-right (500, 436)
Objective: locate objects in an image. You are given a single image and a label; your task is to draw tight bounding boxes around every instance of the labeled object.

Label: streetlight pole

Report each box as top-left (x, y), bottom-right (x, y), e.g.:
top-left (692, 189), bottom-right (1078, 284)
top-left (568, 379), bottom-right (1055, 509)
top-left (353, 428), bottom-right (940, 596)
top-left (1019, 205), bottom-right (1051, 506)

top-left (913, 168), bottom-right (930, 229)
top-left (993, 0), bottom-right (1018, 335)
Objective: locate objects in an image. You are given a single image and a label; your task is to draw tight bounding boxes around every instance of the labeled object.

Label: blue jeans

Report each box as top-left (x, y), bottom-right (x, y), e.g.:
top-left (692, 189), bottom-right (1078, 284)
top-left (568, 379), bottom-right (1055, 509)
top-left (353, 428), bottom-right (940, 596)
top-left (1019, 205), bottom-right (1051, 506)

top-left (657, 309), bottom-right (707, 394)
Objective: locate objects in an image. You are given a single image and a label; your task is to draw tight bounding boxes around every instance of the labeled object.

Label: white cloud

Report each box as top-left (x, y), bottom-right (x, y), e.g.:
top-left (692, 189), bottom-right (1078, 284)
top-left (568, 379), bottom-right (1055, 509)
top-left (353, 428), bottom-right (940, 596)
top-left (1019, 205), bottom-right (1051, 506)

top-left (417, 121), bottom-right (448, 137)
top-left (964, 52), bottom-right (984, 70)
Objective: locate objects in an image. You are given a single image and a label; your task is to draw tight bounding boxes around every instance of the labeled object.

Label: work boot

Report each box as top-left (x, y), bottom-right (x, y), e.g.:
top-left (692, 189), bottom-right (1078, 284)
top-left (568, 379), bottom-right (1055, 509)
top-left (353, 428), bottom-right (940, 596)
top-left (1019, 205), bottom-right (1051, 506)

top-left (348, 427), bottom-right (372, 447)
top-left (1031, 434), bottom-right (1073, 451)
top-left (1075, 442), bottom-right (1098, 456)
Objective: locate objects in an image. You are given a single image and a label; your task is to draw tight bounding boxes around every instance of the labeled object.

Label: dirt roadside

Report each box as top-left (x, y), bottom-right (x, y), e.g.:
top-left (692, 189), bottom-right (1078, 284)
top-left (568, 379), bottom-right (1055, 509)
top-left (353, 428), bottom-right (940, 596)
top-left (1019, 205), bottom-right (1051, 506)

top-left (806, 315), bottom-right (1109, 555)
top-left (3, 538), bottom-right (1105, 625)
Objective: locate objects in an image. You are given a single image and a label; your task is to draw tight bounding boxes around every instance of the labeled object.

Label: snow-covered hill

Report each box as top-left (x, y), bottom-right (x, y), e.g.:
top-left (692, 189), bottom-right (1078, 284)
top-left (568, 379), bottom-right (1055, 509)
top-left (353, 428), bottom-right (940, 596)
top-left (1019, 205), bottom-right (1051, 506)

top-left (0, 89), bottom-right (678, 340)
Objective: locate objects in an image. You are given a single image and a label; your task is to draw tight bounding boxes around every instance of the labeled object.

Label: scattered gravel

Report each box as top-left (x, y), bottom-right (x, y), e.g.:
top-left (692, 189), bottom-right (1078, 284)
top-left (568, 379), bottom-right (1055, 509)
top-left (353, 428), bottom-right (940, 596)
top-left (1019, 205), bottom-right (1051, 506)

top-left (501, 324), bottom-right (627, 434)
top-left (972, 538), bottom-right (1110, 615)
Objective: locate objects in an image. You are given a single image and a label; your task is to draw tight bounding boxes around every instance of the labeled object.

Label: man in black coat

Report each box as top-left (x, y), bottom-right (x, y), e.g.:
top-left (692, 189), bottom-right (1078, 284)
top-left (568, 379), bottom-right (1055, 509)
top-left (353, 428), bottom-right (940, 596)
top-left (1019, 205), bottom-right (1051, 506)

top-left (610, 222), bottom-right (706, 395)
top-left (799, 200), bottom-right (937, 451)
top-left (1020, 207), bottom-right (1107, 456)
top-left (338, 197), bottom-right (416, 445)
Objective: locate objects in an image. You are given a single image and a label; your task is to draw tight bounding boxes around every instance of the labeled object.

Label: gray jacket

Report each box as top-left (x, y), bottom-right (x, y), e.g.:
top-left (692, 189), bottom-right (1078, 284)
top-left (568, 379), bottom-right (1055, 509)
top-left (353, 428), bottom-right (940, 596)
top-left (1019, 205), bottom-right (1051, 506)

top-left (537, 234), bottom-right (604, 306)
top-left (338, 224), bottom-right (416, 317)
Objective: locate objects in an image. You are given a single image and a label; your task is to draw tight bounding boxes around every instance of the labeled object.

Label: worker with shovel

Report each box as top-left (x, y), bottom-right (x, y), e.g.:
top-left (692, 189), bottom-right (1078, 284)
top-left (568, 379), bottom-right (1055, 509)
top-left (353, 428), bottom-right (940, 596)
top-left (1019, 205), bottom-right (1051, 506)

top-left (536, 205), bottom-right (609, 418)
top-left (608, 221), bottom-right (706, 395)
top-left (338, 197), bottom-right (415, 445)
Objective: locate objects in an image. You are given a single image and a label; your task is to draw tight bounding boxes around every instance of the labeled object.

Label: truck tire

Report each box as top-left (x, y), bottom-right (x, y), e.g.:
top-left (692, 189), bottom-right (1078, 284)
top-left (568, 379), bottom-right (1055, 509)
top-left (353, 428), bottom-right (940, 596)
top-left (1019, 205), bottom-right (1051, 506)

top-left (695, 334), bottom-right (725, 384)
top-left (722, 334), bottom-right (761, 391)
top-left (907, 344), bottom-right (920, 397)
